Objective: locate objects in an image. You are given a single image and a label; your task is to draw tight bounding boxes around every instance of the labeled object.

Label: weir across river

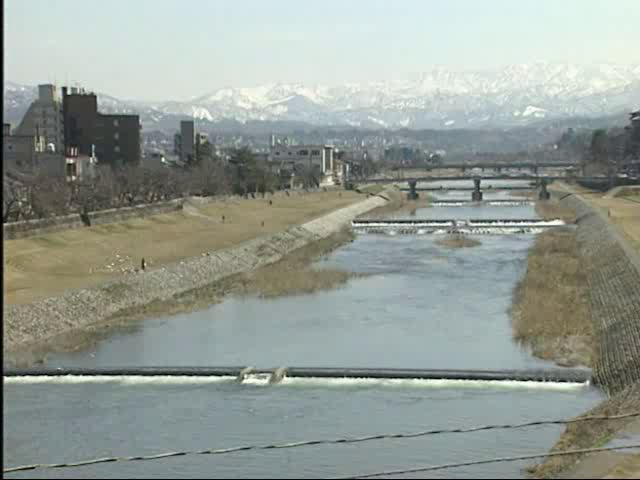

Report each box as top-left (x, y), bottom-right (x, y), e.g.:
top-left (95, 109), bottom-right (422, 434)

top-left (4, 366), bottom-right (591, 384)
top-left (351, 218), bottom-right (567, 234)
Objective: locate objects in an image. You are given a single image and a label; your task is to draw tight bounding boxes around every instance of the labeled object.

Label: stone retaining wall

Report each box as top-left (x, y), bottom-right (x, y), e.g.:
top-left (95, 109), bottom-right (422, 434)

top-left (3, 200), bottom-right (184, 240)
top-left (4, 194), bottom-right (388, 352)
top-left (557, 192), bottom-right (640, 394)
top-left (3, 188), bottom-right (348, 240)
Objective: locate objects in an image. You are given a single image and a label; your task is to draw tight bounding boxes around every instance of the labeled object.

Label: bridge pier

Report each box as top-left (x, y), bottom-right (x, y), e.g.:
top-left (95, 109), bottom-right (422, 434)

top-left (538, 178), bottom-right (550, 200)
top-left (472, 177), bottom-right (483, 201)
top-left (407, 180), bottom-right (419, 200)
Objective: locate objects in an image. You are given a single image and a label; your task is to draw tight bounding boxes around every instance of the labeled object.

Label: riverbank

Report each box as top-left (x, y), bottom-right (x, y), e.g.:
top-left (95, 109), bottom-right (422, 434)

top-left (358, 188), bottom-right (433, 218)
top-left (4, 192), bottom-right (391, 366)
top-left (5, 228), bottom-right (361, 367)
top-left (565, 183), bottom-right (640, 254)
top-left (510, 226), bottom-right (592, 368)
top-left (523, 185), bottom-right (640, 478)
top-left (4, 189), bottom-right (368, 306)
top-left (511, 198), bottom-right (591, 368)
top-left (530, 383), bottom-right (640, 479)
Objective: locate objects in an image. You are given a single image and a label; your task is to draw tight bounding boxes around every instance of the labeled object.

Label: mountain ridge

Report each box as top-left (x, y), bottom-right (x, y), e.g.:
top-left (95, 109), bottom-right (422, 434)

top-left (5, 63), bottom-right (640, 130)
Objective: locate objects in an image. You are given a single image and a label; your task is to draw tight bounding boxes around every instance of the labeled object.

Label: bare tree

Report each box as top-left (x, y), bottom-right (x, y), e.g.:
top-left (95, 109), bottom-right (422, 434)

top-left (28, 174), bottom-right (71, 218)
top-left (3, 177), bottom-right (28, 222)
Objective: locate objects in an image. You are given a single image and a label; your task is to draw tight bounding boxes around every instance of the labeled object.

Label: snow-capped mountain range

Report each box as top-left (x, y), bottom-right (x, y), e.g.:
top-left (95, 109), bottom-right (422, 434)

top-left (5, 63), bottom-right (640, 130)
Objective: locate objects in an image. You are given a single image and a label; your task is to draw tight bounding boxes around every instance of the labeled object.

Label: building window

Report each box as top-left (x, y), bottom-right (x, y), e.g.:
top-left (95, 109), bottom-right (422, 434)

top-left (311, 150), bottom-right (320, 156)
top-left (298, 149), bottom-right (309, 156)
top-left (66, 162), bottom-right (77, 178)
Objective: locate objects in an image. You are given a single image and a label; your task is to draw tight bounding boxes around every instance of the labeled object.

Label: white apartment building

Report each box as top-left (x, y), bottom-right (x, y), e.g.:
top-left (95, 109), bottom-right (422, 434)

top-left (270, 144), bottom-right (337, 184)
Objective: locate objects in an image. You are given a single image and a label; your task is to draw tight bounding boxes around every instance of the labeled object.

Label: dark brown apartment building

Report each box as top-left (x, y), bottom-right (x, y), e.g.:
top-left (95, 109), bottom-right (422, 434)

top-left (62, 86), bottom-right (141, 168)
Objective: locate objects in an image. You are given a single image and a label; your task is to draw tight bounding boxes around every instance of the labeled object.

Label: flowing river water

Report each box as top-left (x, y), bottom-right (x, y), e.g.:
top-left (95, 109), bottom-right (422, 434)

top-left (4, 182), bottom-right (603, 478)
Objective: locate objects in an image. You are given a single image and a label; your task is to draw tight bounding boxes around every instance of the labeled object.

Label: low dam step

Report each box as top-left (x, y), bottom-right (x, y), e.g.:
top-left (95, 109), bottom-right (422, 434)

top-left (352, 219), bottom-right (568, 235)
top-left (353, 219), bottom-right (565, 226)
top-left (4, 367), bottom-right (591, 383)
top-left (431, 200), bottom-right (535, 207)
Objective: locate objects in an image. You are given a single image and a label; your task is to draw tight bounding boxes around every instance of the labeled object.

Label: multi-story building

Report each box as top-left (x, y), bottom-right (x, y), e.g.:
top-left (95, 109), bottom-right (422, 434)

top-left (269, 144), bottom-right (335, 177)
top-left (179, 120), bottom-right (195, 163)
top-left (3, 124), bottom-right (44, 173)
top-left (268, 144), bottom-right (340, 186)
top-left (62, 86), bottom-right (141, 168)
top-left (173, 121), bottom-right (211, 164)
top-left (62, 87), bottom-right (98, 156)
top-left (94, 114), bottom-right (141, 168)
top-left (13, 84), bottom-right (65, 153)
top-left (2, 123), bottom-right (89, 179)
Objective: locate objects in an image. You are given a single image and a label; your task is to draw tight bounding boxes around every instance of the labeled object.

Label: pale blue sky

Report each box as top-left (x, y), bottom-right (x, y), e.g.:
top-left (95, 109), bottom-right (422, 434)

top-left (5, 0), bottom-right (640, 101)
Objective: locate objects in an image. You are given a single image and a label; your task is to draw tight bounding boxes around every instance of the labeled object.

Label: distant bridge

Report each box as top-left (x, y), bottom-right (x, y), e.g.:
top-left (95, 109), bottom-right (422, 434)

top-left (396, 161), bottom-right (578, 170)
top-left (363, 175), bottom-right (603, 184)
top-left (399, 186), bottom-right (534, 191)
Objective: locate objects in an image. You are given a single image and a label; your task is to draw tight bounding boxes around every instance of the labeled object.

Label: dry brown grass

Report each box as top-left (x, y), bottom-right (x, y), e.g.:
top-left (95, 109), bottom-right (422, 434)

top-left (3, 190), bottom-right (367, 305)
top-left (436, 235), bottom-right (481, 249)
top-left (236, 229), bottom-right (363, 298)
top-left (603, 454), bottom-right (640, 479)
top-left (535, 200), bottom-right (577, 223)
top-left (590, 196), bottom-right (640, 254)
top-left (511, 228), bottom-right (593, 367)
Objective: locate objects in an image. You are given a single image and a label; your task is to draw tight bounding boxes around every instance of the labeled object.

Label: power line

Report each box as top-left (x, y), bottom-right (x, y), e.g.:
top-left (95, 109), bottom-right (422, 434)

top-left (4, 412), bottom-right (639, 474)
top-left (331, 444), bottom-right (640, 479)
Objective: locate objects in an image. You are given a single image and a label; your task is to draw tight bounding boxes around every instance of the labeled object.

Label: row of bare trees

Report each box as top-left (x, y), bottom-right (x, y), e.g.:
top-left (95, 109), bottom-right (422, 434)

top-left (3, 143), bottom-right (386, 223)
top-left (3, 148), bottom-right (297, 223)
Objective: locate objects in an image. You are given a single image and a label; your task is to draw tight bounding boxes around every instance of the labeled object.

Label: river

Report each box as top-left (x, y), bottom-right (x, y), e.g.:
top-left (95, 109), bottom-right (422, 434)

top-left (4, 184), bottom-right (603, 478)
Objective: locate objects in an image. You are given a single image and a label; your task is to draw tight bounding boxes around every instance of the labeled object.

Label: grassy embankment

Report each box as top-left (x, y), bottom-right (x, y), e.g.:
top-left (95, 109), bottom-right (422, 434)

top-left (4, 188), bottom-right (404, 361)
top-left (4, 190), bottom-right (369, 306)
top-left (6, 227), bottom-right (366, 363)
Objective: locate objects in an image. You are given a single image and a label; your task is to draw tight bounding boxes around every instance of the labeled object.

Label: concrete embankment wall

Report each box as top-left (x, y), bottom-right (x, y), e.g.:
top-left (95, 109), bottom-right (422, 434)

top-left (4, 194), bottom-right (388, 352)
top-left (3, 188), bottom-right (346, 240)
top-left (556, 192), bottom-right (640, 394)
top-left (3, 200), bottom-right (184, 240)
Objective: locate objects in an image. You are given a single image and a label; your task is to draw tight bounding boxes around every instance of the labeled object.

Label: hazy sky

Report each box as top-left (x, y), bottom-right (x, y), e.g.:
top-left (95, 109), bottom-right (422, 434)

top-left (5, 0), bottom-right (640, 101)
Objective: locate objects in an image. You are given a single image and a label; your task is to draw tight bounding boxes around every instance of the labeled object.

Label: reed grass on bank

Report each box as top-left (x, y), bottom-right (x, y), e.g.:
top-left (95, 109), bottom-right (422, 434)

top-left (511, 228), bottom-right (593, 367)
